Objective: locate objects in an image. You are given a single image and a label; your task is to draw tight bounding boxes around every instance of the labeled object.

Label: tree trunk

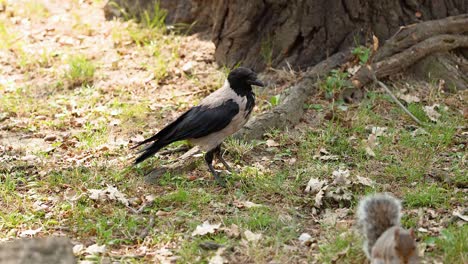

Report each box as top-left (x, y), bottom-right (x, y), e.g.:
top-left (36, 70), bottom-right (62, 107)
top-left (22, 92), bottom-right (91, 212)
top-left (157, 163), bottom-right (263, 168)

top-left (212, 0), bottom-right (467, 71)
top-left (104, 0), bottom-right (218, 32)
top-left (105, 0), bottom-right (467, 70)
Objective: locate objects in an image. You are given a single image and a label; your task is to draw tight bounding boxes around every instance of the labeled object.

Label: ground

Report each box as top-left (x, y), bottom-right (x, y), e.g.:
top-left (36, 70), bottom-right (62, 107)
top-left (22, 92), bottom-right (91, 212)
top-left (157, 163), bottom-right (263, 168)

top-left (0, 0), bottom-right (466, 263)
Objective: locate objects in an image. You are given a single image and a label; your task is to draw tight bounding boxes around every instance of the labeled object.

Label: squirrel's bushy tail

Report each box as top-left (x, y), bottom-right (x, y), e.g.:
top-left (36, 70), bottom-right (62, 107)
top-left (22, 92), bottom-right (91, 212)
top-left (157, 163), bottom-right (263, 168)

top-left (357, 193), bottom-right (401, 257)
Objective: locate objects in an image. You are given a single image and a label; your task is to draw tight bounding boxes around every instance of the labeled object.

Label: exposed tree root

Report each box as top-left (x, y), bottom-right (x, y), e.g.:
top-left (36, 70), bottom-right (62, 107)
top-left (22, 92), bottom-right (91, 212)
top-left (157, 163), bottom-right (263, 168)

top-left (352, 34), bottom-right (468, 89)
top-left (235, 51), bottom-right (353, 140)
top-left (237, 14), bottom-right (468, 140)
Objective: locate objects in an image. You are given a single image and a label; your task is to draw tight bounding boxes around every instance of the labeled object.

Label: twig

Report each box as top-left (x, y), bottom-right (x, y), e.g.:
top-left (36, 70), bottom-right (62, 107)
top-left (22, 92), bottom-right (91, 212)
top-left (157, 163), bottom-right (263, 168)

top-left (126, 200), bottom-right (155, 214)
top-left (136, 200), bottom-right (155, 214)
top-left (445, 208), bottom-right (468, 226)
top-left (369, 69), bottom-right (424, 126)
top-left (158, 145), bottom-right (191, 155)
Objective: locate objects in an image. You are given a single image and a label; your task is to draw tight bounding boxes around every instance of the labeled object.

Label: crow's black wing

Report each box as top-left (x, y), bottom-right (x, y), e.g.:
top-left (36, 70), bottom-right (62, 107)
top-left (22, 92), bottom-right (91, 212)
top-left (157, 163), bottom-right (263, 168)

top-left (162, 99), bottom-right (239, 142)
top-left (134, 99), bottom-right (239, 164)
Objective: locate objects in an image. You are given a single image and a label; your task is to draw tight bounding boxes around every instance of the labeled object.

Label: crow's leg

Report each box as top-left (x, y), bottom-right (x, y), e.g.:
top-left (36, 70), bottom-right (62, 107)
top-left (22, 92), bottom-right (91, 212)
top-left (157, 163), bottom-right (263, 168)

top-left (213, 144), bottom-right (232, 172)
top-left (205, 148), bottom-right (225, 186)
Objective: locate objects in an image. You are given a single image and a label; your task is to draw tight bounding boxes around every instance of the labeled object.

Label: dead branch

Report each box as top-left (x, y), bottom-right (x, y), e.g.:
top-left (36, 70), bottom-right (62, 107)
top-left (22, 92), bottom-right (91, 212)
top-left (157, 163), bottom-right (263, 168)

top-left (374, 14), bottom-right (468, 61)
top-left (352, 34), bottom-right (468, 89)
top-left (370, 72), bottom-right (423, 126)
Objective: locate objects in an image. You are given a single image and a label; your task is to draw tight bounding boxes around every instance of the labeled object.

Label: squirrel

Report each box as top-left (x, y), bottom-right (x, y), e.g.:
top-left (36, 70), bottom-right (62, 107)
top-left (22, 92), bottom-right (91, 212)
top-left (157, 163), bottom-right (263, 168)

top-left (357, 193), bottom-right (419, 264)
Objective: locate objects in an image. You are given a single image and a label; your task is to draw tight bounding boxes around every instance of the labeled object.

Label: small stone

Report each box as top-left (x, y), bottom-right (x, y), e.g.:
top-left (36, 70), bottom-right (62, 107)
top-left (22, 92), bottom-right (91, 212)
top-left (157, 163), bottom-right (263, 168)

top-left (182, 61), bottom-right (195, 74)
top-left (44, 135), bottom-right (57, 142)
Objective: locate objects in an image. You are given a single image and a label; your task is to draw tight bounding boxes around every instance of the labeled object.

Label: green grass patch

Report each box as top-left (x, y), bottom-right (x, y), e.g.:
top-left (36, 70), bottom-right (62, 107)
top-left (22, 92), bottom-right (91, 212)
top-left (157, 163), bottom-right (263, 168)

top-left (320, 69), bottom-right (350, 99)
top-left (64, 55), bottom-right (96, 88)
top-left (435, 225), bottom-right (468, 263)
top-left (403, 184), bottom-right (448, 208)
top-left (319, 229), bottom-right (365, 263)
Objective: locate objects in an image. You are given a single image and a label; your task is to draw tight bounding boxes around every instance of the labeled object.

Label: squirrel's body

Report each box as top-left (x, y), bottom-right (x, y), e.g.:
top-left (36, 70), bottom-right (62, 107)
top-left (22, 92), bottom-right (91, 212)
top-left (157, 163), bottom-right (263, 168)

top-left (357, 193), bottom-right (419, 264)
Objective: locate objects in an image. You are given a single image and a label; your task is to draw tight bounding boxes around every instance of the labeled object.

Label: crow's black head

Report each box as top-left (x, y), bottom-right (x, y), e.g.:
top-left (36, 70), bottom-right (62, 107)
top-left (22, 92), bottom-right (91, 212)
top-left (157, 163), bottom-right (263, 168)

top-left (227, 67), bottom-right (264, 95)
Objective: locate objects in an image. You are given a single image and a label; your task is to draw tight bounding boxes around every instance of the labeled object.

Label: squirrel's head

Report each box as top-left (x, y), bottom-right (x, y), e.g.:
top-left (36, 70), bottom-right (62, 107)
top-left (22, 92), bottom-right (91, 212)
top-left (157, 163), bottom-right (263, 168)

top-left (394, 228), bottom-right (418, 263)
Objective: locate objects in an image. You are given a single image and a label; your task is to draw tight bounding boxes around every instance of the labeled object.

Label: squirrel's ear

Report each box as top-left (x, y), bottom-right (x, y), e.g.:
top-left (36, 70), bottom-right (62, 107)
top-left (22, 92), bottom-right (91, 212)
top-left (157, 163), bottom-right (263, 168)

top-left (409, 228), bottom-right (416, 238)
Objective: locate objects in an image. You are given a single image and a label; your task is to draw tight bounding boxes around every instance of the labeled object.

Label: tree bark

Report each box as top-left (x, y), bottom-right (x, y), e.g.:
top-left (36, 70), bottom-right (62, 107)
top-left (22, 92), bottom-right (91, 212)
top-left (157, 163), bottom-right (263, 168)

top-left (211, 0), bottom-right (467, 71)
top-left (104, 0), bottom-right (468, 71)
top-left (351, 14), bottom-right (468, 90)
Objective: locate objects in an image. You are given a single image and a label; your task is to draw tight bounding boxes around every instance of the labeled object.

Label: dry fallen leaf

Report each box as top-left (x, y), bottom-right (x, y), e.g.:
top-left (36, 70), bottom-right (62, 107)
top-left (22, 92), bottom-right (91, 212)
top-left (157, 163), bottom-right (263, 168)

top-left (411, 128), bottom-right (429, 137)
top-left (314, 186), bottom-right (327, 208)
top-left (313, 148), bottom-right (339, 161)
top-left (209, 248), bottom-right (227, 264)
top-left (145, 194), bottom-right (156, 202)
top-left (367, 133), bottom-right (377, 148)
top-left (234, 200), bottom-right (262, 209)
top-left (370, 126), bottom-right (387, 137)
top-left (19, 227), bottom-right (42, 237)
top-left (372, 34), bottom-right (379, 51)
top-left (72, 244), bottom-right (84, 255)
top-left (356, 175), bottom-right (373, 186)
top-left (298, 233), bottom-right (313, 246)
top-left (305, 177), bottom-right (327, 193)
top-left (223, 224), bottom-right (240, 238)
top-left (347, 65), bottom-right (361, 75)
top-left (244, 230), bottom-right (262, 242)
top-left (423, 104), bottom-right (442, 122)
top-left (332, 169), bottom-right (350, 185)
top-left (85, 244), bottom-right (106, 255)
top-left (365, 146), bottom-right (376, 157)
top-left (418, 227), bottom-right (429, 233)
top-left (398, 93), bottom-right (420, 104)
top-left (154, 247), bottom-right (178, 263)
top-left (21, 154), bottom-right (38, 162)
top-left (192, 221), bottom-right (221, 236)
top-left (266, 139), bottom-right (280, 147)
top-left (88, 186), bottom-right (129, 206)
top-left (288, 158), bottom-right (297, 165)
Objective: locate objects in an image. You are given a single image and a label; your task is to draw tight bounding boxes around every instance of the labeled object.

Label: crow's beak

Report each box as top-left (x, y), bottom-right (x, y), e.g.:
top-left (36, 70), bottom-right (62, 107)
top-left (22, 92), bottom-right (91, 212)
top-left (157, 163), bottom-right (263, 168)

top-left (247, 78), bottom-right (265, 87)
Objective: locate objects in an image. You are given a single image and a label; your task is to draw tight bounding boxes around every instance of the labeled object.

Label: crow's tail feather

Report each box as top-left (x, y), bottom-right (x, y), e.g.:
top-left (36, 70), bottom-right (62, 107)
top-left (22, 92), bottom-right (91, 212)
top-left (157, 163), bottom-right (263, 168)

top-left (134, 141), bottom-right (167, 164)
top-left (130, 134), bottom-right (160, 150)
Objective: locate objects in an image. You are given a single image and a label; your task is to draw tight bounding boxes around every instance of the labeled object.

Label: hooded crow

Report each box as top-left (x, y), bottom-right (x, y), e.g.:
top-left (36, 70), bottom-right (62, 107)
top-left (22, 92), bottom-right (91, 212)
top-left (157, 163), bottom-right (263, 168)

top-left (132, 67), bottom-right (264, 184)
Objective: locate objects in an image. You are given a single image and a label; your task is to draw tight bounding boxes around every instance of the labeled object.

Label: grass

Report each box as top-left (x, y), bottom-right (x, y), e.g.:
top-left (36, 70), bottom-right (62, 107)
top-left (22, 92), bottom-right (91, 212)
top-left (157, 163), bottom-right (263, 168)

top-left (435, 225), bottom-right (468, 263)
top-left (0, 1), bottom-right (466, 263)
top-left (319, 229), bottom-right (364, 263)
top-left (352, 45), bottom-right (371, 65)
top-left (0, 20), bottom-right (16, 50)
top-left (1, 82), bottom-right (466, 262)
top-left (63, 55), bottom-right (96, 88)
top-left (320, 69), bottom-right (350, 99)
top-left (403, 184), bottom-right (448, 208)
